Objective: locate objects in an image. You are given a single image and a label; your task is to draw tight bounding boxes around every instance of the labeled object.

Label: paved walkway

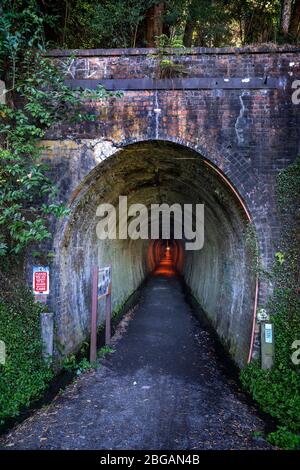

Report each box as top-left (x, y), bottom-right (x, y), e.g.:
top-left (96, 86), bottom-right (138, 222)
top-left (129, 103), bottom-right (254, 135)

top-left (0, 255), bottom-right (271, 450)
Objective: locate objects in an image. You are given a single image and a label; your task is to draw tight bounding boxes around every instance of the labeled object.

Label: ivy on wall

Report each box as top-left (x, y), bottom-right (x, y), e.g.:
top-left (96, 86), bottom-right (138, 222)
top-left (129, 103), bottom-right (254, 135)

top-left (0, 3), bottom-right (120, 266)
top-left (241, 157), bottom-right (300, 450)
top-left (0, 276), bottom-right (53, 425)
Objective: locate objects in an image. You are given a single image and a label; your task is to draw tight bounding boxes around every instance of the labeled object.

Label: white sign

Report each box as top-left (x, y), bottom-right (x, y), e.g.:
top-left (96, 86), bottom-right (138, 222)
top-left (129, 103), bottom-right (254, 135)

top-left (33, 266), bottom-right (49, 295)
top-left (257, 308), bottom-right (269, 322)
top-left (98, 266), bottom-right (111, 298)
top-left (265, 323), bottom-right (273, 344)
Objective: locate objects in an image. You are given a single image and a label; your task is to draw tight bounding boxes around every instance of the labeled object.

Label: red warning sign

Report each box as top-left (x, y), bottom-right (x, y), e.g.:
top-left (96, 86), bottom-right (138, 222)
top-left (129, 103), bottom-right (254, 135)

top-left (33, 267), bottom-right (49, 295)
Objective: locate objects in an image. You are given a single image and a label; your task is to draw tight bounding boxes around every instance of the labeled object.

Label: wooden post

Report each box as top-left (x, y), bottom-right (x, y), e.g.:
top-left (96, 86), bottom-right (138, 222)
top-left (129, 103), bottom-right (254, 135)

top-left (90, 266), bottom-right (98, 362)
top-left (105, 293), bottom-right (111, 346)
top-left (105, 266), bottom-right (112, 346)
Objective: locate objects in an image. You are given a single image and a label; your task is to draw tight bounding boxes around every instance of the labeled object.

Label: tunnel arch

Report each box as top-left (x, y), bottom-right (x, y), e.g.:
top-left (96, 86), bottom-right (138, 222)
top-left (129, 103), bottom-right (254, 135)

top-left (53, 140), bottom-right (258, 367)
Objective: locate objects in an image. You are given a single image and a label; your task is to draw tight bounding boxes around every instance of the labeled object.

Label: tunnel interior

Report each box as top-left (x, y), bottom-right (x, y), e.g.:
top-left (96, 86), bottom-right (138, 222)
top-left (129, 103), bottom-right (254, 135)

top-left (57, 141), bottom-right (256, 367)
top-left (151, 240), bottom-right (183, 277)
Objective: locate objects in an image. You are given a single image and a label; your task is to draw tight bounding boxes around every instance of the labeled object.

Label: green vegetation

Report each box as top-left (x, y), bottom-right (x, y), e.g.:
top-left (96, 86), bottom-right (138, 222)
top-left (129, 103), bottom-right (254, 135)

top-left (97, 345), bottom-right (115, 359)
top-left (0, 280), bottom-right (53, 425)
top-left (2, 1), bottom-right (298, 52)
top-left (241, 157), bottom-right (300, 449)
top-left (62, 355), bottom-right (97, 375)
top-left (150, 34), bottom-right (187, 78)
top-left (62, 346), bottom-right (115, 375)
top-left (268, 426), bottom-right (300, 450)
top-left (245, 222), bottom-right (261, 275)
top-left (0, 2), bottom-right (120, 266)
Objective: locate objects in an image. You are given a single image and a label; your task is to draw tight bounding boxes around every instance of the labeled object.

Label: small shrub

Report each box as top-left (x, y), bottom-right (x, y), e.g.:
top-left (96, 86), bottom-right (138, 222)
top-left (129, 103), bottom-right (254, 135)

top-left (0, 283), bottom-right (53, 425)
top-left (97, 345), bottom-right (115, 360)
top-left (62, 354), bottom-right (98, 375)
top-left (268, 427), bottom-right (300, 450)
top-left (152, 34), bottom-right (187, 79)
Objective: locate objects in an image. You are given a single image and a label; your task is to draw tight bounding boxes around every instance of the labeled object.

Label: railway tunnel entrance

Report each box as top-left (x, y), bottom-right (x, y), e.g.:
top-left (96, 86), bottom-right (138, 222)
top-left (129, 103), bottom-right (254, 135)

top-left (55, 140), bottom-right (256, 367)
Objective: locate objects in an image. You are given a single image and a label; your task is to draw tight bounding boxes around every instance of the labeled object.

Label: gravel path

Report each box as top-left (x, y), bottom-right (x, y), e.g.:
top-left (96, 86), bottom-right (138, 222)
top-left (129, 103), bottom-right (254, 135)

top-left (0, 274), bottom-right (271, 450)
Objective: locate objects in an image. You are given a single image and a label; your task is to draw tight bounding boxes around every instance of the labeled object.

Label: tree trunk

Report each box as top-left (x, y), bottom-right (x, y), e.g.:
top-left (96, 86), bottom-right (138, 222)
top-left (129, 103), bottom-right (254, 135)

top-left (194, 28), bottom-right (206, 47)
top-left (289, 0), bottom-right (300, 39)
top-left (183, 0), bottom-right (200, 47)
top-left (183, 19), bottom-right (196, 47)
top-left (146, 3), bottom-right (165, 47)
top-left (280, 0), bottom-right (293, 35)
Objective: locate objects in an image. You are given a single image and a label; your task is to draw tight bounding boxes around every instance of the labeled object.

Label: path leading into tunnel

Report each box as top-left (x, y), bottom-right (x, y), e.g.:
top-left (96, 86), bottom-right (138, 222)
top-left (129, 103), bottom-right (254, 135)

top-left (0, 257), bottom-right (271, 450)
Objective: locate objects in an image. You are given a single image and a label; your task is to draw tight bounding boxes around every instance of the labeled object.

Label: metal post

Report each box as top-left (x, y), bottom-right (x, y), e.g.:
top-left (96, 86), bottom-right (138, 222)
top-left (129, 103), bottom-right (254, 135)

top-left (90, 266), bottom-right (98, 362)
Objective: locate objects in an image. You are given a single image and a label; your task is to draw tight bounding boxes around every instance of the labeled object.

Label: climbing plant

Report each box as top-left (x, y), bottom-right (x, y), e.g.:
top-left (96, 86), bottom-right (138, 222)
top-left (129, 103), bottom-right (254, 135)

top-left (241, 157), bottom-right (300, 449)
top-left (0, 2), bottom-right (120, 265)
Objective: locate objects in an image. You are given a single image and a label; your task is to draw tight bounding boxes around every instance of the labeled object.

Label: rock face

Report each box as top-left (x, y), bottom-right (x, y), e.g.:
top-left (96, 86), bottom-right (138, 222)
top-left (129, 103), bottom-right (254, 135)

top-left (35, 46), bottom-right (300, 367)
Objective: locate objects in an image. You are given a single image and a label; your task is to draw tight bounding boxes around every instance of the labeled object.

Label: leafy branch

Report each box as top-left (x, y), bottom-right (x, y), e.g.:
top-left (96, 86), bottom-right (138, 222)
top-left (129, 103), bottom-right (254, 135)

top-left (0, 4), bottom-right (121, 262)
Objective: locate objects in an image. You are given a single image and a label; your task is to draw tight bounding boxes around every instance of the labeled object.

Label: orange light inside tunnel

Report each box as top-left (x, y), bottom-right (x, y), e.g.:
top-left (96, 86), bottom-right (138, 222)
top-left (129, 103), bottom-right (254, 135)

top-left (153, 251), bottom-right (176, 276)
top-left (147, 240), bottom-right (184, 277)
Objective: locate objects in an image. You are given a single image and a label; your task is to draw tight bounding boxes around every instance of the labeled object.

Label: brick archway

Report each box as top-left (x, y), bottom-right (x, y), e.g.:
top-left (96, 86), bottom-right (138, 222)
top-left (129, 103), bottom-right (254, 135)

top-left (48, 139), bottom-right (258, 366)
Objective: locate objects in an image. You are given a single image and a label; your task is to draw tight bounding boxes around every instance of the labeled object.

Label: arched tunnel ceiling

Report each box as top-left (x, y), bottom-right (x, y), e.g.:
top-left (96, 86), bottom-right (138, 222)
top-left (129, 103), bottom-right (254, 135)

top-left (68, 141), bottom-right (247, 245)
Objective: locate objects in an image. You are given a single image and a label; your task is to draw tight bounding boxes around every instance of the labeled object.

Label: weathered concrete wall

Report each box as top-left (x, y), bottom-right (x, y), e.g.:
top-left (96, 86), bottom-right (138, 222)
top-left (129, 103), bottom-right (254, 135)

top-left (36, 46), bottom-right (300, 366)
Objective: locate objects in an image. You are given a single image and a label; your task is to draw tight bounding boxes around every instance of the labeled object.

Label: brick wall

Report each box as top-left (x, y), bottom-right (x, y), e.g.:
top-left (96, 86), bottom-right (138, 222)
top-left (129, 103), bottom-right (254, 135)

top-left (39, 46), bottom-right (300, 364)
